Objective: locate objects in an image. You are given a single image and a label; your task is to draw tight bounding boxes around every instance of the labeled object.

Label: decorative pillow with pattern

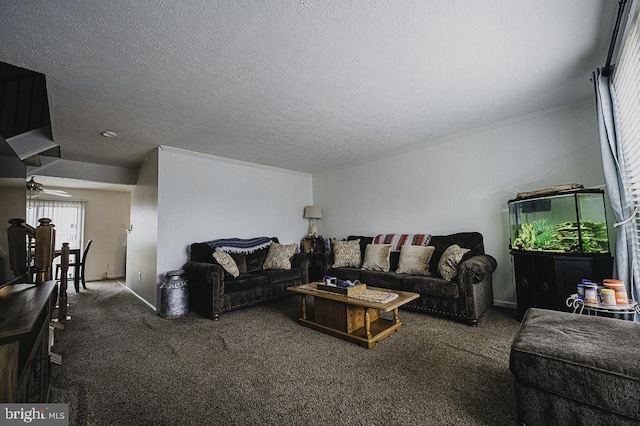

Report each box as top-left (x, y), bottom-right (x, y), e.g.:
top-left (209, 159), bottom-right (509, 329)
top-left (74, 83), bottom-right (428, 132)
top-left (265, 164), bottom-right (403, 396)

top-left (396, 245), bottom-right (435, 275)
top-left (438, 244), bottom-right (470, 281)
top-left (332, 239), bottom-right (362, 268)
top-left (361, 244), bottom-right (392, 272)
top-left (262, 242), bottom-right (297, 270)
top-left (373, 233), bottom-right (431, 251)
top-left (213, 248), bottom-right (240, 278)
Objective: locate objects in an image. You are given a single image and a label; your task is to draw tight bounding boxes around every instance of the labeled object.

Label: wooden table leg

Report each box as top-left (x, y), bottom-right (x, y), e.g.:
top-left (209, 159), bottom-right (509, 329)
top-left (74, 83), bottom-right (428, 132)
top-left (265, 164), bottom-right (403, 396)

top-left (393, 307), bottom-right (399, 325)
top-left (364, 308), bottom-right (371, 339)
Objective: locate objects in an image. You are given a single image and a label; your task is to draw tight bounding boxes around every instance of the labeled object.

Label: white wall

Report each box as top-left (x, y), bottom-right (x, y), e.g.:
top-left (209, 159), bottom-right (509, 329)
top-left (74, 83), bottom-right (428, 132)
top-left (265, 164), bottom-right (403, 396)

top-left (126, 146), bottom-right (313, 309)
top-left (156, 147), bottom-right (312, 280)
top-left (313, 101), bottom-right (607, 307)
top-left (126, 149), bottom-right (159, 307)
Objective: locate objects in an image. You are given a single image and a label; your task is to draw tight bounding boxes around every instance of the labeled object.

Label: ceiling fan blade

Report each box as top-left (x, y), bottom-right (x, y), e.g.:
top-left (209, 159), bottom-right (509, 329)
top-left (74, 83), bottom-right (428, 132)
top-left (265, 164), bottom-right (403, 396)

top-left (26, 177), bottom-right (72, 198)
top-left (43, 189), bottom-right (72, 198)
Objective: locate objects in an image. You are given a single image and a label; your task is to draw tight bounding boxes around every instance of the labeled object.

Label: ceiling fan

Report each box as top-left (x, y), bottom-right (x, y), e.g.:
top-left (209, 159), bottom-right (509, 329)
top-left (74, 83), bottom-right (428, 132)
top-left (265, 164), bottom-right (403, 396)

top-left (26, 177), bottom-right (72, 198)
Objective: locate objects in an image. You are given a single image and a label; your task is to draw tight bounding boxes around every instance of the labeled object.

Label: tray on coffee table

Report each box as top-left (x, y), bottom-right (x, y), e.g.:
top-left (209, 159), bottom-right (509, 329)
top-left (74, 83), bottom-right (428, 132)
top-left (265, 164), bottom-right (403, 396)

top-left (315, 281), bottom-right (366, 296)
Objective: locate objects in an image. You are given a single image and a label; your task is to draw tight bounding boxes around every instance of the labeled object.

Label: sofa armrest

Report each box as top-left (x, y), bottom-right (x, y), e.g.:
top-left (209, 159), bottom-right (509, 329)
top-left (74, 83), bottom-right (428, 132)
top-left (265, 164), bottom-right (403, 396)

top-left (456, 254), bottom-right (496, 324)
top-left (291, 253), bottom-right (310, 283)
top-left (458, 254), bottom-right (497, 284)
top-left (183, 261), bottom-right (225, 319)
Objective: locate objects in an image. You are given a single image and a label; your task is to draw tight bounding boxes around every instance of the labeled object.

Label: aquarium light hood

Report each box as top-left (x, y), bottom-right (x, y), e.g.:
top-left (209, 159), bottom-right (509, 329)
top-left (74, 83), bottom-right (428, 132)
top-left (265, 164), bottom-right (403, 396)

top-left (519, 199), bottom-right (552, 214)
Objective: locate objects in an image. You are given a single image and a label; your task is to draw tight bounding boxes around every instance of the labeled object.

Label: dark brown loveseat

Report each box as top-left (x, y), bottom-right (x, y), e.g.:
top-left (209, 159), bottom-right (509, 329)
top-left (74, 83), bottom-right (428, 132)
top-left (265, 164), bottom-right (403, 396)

top-left (326, 232), bottom-right (496, 325)
top-left (183, 237), bottom-right (309, 319)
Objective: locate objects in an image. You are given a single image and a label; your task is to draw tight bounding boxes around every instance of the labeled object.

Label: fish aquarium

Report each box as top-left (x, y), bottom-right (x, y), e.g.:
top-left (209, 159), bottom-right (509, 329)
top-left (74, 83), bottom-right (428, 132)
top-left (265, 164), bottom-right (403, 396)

top-left (508, 189), bottom-right (610, 254)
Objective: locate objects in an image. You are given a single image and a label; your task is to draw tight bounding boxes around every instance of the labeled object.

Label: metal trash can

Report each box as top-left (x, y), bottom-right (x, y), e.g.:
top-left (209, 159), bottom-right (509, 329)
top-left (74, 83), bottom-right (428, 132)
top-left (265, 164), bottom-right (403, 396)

top-left (159, 269), bottom-right (189, 318)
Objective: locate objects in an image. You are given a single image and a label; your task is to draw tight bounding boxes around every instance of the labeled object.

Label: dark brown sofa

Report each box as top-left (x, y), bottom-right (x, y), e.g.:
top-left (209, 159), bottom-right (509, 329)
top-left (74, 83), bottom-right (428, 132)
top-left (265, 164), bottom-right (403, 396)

top-left (183, 237), bottom-right (309, 319)
top-left (326, 232), bottom-right (496, 325)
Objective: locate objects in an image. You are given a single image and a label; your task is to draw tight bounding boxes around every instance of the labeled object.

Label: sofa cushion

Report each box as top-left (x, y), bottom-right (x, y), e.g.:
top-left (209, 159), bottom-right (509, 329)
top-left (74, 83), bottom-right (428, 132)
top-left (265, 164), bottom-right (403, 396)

top-left (428, 232), bottom-right (485, 277)
top-left (438, 244), bottom-right (470, 280)
top-left (224, 273), bottom-right (269, 293)
top-left (213, 248), bottom-right (240, 278)
top-left (388, 251), bottom-right (400, 271)
top-left (401, 276), bottom-right (459, 298)
top-left (190, 242), bottom-right (215, 263)
top-left (246, 246), bottom-right (270, 272)
top-left (332, 239), bottom-right (362, 268)
top-left (263, 242), bottom-right (297, 270)
top-left (361, 244), bottom-right (392, 272)
top-left (346, 236), bottom-right (374, 262)
top-left (396, 245), bottom-right (435, 275)
top-left (326, 267), bottom-right (362, 282)
top-left (261, 268), bottom-right (302, 285)
top-left (359, 270), bottom-right (404, 291)
top-left (229, 252), bottom-right (247, 274)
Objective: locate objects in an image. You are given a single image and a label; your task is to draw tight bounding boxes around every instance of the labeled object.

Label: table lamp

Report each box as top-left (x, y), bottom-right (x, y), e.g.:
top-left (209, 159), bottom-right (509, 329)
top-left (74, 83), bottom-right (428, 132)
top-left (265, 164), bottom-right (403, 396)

top-left (303, 206), bottom-right (322, 237)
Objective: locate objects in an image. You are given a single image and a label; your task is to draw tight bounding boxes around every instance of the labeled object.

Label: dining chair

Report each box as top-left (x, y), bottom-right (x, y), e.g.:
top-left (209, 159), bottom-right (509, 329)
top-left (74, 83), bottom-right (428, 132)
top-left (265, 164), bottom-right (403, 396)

top-left (56, 239), bottom-right (93, 291)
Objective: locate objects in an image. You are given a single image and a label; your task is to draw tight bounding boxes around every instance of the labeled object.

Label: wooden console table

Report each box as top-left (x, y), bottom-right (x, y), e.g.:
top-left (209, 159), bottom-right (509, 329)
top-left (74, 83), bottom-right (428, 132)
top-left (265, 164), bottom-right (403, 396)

top-left (0, 281), bottom-right (56, 402)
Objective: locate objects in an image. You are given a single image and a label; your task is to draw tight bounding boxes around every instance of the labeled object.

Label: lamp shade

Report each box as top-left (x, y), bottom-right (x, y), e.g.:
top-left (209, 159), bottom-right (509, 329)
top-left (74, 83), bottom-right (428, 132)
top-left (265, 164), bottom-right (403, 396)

top-left (303, 206), bottom-right (322, 219)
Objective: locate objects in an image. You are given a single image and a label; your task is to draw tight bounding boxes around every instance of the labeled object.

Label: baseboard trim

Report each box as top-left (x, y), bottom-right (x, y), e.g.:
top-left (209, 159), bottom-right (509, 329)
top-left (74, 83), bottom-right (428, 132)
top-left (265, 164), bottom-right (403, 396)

top-left (493, 300), bottom-right (517, 309)
top-left (87, 274), bottom-right (125, 282)
top-left (115, 279), bottom-right (156, 311)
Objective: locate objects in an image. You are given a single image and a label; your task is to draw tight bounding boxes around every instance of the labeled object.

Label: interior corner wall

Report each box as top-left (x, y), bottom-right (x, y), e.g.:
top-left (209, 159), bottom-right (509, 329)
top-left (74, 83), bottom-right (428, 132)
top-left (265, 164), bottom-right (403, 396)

top-left (126, 149), bottom-right (159, 308)
top-left (155, 147), bottom-right (313, 290)
top-left (312, 101), bottom-right (607, 307)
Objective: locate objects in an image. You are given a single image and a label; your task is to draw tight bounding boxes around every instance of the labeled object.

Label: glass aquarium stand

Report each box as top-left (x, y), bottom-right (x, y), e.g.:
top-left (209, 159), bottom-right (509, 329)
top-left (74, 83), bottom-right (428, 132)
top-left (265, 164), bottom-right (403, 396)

top-left (566, 294), bottom-right (640, 320)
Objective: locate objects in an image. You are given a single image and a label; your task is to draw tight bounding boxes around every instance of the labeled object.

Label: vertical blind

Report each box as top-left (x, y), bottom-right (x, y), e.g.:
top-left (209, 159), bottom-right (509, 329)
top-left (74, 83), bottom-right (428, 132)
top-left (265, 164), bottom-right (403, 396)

top-left (26, 199), bottom-right (86, 250)
top-left (612, 4), bottom-right (640, 276)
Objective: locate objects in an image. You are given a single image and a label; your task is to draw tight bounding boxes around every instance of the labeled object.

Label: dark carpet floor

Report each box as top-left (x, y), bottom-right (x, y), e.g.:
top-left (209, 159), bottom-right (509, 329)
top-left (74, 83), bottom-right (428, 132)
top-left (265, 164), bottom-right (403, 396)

top-left (50, 280), bottom-right (521, 425)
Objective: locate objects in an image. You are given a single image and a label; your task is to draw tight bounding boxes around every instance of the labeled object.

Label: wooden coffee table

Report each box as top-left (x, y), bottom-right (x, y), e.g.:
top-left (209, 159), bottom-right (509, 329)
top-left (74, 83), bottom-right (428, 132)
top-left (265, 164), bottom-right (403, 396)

top-left (287, 282), bottom-right (419, 349)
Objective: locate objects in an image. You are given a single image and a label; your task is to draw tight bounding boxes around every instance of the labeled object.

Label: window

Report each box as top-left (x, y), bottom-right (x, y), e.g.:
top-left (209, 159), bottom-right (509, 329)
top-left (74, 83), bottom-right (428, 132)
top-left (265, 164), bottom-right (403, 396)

top-left (26, 199), bottom-right (86, 250)
top-left (612, 4), bottom-right (640, 277)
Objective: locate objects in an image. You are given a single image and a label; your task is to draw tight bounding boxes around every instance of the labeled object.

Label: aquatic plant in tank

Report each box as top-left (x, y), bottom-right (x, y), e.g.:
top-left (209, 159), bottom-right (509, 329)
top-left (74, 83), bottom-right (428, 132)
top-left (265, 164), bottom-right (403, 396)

top-left (512, 220), bottom-right (609, 253)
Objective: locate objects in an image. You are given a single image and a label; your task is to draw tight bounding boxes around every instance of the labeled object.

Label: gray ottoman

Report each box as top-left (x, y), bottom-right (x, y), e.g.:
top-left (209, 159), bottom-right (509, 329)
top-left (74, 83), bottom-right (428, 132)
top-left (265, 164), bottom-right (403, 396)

top-left (510, 308), bottom-right (640, 425)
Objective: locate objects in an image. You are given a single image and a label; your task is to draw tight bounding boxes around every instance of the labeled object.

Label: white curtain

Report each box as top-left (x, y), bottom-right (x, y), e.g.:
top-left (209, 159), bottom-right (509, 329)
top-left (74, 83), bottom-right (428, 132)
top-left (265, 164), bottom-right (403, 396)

top-left (613, 1), bottom-right (640, 318)
top-left (593, 64), bottom-right (639, 319)
top-left (26, 199), bottom-right (86, 250)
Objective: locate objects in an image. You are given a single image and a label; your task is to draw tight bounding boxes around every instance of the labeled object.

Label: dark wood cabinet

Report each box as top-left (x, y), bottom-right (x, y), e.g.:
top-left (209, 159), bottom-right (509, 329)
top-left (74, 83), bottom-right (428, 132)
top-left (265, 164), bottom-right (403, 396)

top-left (0, 281), bottom-right (56, 402)
top-left (512, 251), bottom-right (613, 319)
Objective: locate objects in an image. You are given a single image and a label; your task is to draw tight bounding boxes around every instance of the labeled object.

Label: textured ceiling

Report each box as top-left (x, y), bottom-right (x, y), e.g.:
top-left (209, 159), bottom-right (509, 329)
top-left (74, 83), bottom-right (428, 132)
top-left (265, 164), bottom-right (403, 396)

top-left (0, 1), bottom-right (616, 173)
